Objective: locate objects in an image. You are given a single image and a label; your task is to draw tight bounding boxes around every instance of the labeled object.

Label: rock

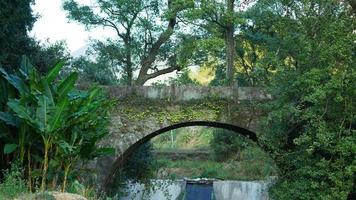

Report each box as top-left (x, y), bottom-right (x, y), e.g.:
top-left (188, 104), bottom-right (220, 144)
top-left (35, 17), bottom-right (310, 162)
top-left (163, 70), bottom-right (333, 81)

top-left (16, 192), bottom-right (88, 200)
top-left (49, 192), bottom-right (87, 200)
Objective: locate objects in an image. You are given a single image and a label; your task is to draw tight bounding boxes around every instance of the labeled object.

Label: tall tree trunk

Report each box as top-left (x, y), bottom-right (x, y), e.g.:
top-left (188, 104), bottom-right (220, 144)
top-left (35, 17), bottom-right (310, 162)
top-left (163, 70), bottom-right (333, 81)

top-left (226, 0), bottom-right (235, 86)
top-left (124, 38), bottom-right (133, 86)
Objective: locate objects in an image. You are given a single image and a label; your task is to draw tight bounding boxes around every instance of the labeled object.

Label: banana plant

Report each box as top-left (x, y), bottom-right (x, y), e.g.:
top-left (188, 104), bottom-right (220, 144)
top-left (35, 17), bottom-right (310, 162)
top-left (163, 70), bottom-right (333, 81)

top-left (1, 56), bottom-right (114, 192)
top-left (0, 56), bottom-right (77, 191)
top-left (56, 87), bottom-right (115, 192)
top-left (0, 58), bottom-right (34, 164)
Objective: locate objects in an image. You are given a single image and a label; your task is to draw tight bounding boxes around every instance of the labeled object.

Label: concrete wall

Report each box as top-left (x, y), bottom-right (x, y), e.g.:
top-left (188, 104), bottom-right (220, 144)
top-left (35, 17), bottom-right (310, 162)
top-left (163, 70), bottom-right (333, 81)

top-left (120, 180), bottom-right (185, 200)
top-left (213, 180), bottom-right (271, 200)
top-left (118, 180), bottom-right (272, 200)
top-left (101, 85), bottom-right (271, 101)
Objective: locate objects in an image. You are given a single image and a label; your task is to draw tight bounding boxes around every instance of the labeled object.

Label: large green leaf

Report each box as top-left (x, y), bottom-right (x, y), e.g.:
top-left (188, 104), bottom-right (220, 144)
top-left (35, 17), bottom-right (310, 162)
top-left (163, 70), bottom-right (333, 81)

top-left (0, 112), bottom-right (19, 127)
top-left (19, 56), bottom-right (34, 79)
top-left (4, 143), bottom-right (18, 154)
top-left (28, 68), bottom-right (42, 93)
top-left (45, 61), bottom-right (64, 83)
top-left (57, 72), bottom-right (78, 98)
top-left (7, 100), bottom-right (37, 128)
top-left (48, 97), bottom-right (69, 133)
top-left (36, 95), bottom-right (49, 132)
top-left (41, 80), bottom-right (55, 106)
top-left (58, 140), bottom-right (74, 155)
top-left (0, 67), bottom-right (29, 95)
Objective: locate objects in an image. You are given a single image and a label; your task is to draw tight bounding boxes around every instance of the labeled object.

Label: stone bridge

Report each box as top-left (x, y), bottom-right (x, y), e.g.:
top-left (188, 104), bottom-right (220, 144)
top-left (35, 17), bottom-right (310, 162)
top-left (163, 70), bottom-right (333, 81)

top-left (88, 85), bottom-right (271, 190)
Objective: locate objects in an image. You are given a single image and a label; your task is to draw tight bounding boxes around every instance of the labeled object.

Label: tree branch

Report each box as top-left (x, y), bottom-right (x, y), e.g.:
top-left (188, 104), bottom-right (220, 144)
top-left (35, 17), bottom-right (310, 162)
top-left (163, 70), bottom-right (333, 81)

top-left (146, 65), bottom-right (178, 80)
top-left (100, 18), bottom-right (126, 39)
top-left (136, 0), bottom-right (180, 84)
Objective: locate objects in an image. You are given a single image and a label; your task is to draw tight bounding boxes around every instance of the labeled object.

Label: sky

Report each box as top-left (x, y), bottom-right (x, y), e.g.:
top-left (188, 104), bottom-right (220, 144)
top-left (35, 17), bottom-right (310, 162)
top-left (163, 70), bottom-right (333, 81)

top-left (30, 0), bottom-right (115, 55)
top-left (29, 0), bottom-right (186, 84)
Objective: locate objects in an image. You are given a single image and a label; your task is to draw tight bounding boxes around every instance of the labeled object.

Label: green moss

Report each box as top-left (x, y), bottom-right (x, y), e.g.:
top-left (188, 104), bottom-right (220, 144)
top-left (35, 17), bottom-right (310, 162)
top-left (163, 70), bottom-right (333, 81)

top-left (117, 97), bottom-right (231, 124)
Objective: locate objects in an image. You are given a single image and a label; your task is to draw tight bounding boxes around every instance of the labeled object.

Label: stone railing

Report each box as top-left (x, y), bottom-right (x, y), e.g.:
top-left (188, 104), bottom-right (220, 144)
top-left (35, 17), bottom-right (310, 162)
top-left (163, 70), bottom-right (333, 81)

top-left (91, 85), bottom-right (271, 101)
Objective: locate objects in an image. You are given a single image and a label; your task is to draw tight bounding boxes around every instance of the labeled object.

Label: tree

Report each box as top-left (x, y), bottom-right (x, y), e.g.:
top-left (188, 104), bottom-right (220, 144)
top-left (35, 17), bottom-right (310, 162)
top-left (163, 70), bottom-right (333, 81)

top-left (72, 56), bottom-right (119, 85)
top-left (182, 0), bottom-right (257, 86)
top-left (225, 0), bottom-right (236, 85)
top-left (0, 0), bottom-right (36, 71)
top-left (0, 0), bottom-right (71, 74)
top-left (210, 128), bottom-right (248, 161)
top-left (250, 0), bottom-right (356, 198)
top-left (64, 0), bottom-right (193, 85)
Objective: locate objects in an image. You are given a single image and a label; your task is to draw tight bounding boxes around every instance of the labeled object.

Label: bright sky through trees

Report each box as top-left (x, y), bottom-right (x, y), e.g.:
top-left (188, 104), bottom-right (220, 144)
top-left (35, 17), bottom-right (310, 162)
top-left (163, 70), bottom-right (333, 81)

top-left (29, 0), bottom-right (179, 83)
top-left (30, 0), bottom-right (116, 54)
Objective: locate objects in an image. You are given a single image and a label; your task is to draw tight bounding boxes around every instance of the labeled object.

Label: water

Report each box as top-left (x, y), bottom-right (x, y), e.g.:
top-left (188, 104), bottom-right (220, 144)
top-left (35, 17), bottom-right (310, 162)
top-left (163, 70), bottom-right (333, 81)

top-left (185, 183), bottom-right (213, 200)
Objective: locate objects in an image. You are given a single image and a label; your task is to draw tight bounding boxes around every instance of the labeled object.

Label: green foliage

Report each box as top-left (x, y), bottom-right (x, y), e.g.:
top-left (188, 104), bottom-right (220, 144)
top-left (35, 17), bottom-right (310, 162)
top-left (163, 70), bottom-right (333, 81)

top-left (154, 146), bottom-right (276, 181)
top-left (111, 142), bottom-right (156, 196)
top-left (168, 69), bottom-right (201, 86)
top-left (151, 127), bottom-right (276, 181)
top-left (0, 161), bottom-right (27, 200)
top-left (0, 0), bottom-right (36, 71)
top-left (250, 0), bottom-right (356, 198)
top-left (0, 0), bottom-right (71, 74)
top-left (209, 65), bottom-right (227, 86)
top-left (125, 142), bottom-right (155, 181)
top-left (210, 128), bottom-right (248, 161)
top-left (72, 56), bottom-right (118, 85)
top-left (63, 0), bottom-right (193, 85)
top-left (67, 180), bottom-right (106, 200)
top-left (153, 127), bottom-right (213, 150)
top-left (0, 56), bottom-right (114, 192)
top-left (3, 144), bottom-right (18, 154)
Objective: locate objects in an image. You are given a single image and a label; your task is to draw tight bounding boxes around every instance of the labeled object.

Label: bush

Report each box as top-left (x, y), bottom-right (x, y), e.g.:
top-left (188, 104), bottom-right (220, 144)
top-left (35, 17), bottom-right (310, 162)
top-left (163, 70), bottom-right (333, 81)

top-left (210, 128), bottom-right (248, 161)
top-left (0, 161), bottom-right (27, 199)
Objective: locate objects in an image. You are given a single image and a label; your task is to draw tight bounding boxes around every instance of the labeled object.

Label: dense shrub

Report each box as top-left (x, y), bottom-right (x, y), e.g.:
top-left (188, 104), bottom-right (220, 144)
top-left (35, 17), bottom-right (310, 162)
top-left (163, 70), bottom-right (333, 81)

top-left (210, 128), bottom-right (248, 161)
top-left (0, 161), bottom-right (27, 199)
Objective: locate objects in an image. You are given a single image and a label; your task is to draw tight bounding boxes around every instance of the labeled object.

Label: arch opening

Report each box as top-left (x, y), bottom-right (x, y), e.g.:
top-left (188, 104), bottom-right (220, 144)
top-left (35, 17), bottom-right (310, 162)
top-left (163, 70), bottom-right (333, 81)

top-left (102, 121), bottom-right (261, 191)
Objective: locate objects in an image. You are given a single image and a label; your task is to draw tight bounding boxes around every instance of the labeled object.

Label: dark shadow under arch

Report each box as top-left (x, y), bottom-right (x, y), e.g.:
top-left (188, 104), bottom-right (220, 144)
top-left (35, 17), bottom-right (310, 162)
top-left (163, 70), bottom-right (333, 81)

top-left (102, 121), bottom-right (259, 191)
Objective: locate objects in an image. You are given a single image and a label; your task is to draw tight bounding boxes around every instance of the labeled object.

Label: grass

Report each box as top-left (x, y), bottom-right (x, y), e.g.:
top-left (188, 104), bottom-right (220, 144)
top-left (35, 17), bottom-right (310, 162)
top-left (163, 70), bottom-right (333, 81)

top-left (0, 162), bottom-right (27, 200)
top-left (0, 162), bottom-right (106, 200)
top-left (151, 127), bottom-right (277, 181)
top-left (152, 127), bottom-right (213, 150)
top-left (153, 146), bottom-right (277, 181)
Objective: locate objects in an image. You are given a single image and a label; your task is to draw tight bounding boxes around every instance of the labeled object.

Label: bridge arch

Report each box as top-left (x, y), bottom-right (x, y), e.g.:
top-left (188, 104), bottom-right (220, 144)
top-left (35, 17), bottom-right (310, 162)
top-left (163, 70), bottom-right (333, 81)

top-left (85, 85), bottom-right (270, 191)
top-left (102, 121), bottom-right (260, 191)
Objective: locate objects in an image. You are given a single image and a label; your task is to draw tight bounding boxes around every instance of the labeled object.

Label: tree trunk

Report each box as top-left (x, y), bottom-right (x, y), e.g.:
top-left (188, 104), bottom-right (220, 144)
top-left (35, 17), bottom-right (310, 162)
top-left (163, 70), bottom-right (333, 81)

top-left (124, 38), bottom-right (133, 86)
top-left (27, 146), bottom-right (32, 192)
top-left (62, 163), bottom-right (71, 192)
top-left (19, 125), bottom-right (26, 162)
top-left (40, 138), bottom-right (50, 192)
top-left (226, 0), bottom-right (235, 86)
